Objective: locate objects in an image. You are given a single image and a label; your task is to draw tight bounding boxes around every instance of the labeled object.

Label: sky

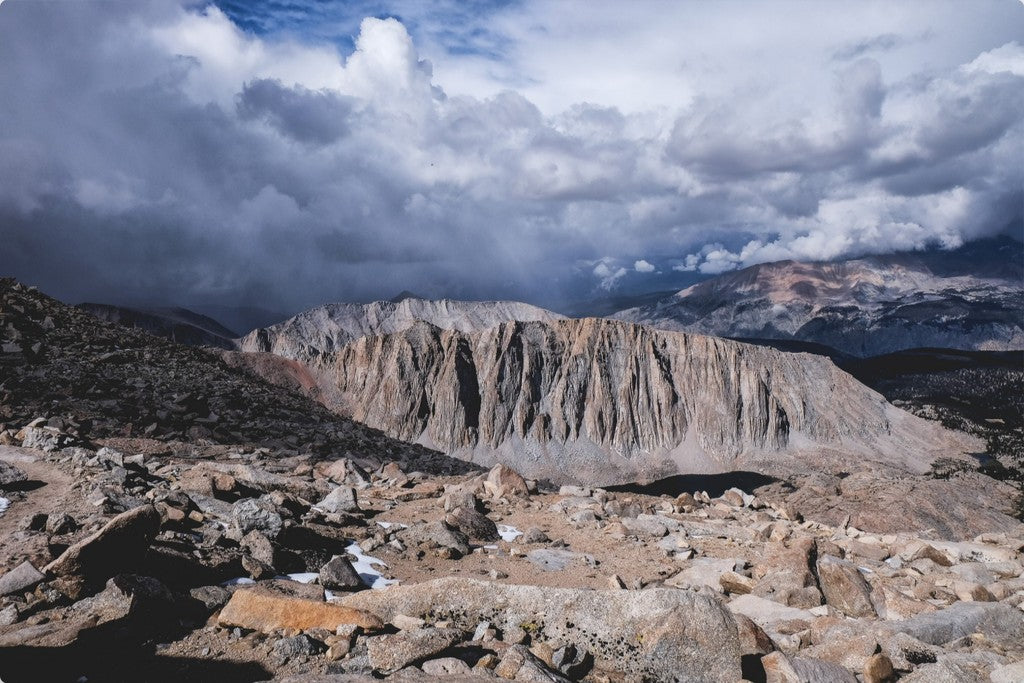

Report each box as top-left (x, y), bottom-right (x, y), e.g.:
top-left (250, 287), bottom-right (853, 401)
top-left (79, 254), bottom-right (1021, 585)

top-left (0, 0), bottom-right (1022, 315)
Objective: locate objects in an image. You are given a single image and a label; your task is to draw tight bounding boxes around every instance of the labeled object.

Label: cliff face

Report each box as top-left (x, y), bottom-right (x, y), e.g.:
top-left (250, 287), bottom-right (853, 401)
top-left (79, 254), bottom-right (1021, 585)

top-left (237, 298), bottom-right (564, 357)
top-left (296, 318), bottom-right (965, 483)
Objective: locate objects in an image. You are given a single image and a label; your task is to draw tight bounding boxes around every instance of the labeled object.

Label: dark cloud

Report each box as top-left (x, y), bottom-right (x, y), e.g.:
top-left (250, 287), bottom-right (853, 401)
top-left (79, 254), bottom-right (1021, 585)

top-left (237, 79), bottom-right (352, 144)
top-left (0, 1), bottom-right (1021, 313)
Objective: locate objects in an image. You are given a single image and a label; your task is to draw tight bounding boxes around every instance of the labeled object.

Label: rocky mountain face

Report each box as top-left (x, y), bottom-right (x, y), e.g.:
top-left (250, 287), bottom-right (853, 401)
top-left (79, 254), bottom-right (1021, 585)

top-left (77, 303), bottom-right (240, 350)
top-left (0, 278), bottom-right (469, 476)
top-left (258, 314), bottom-right (969, 484)
top-left (1, 277), bottom-right (1023, 682)
top-left (238, 297), bottom-right (564, 358)
top-left (612, 237), bottom-right (1024, 356)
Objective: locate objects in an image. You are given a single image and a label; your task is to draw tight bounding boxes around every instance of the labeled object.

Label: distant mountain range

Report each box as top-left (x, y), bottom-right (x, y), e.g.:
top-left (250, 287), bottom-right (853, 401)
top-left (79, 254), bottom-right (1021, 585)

top-left (612, 237), bottom-right (1023, 356)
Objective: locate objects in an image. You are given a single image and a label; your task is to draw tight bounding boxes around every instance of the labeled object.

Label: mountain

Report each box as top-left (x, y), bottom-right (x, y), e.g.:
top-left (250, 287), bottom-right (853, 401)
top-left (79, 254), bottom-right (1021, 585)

top-left (77, 303), bottom-right (240, 349)
top-left (237, 296), bottom-right (565, 357)
top-left (612, 237), bottom-right (1024, 356)
top-left (236, 304), bottom-right (970, 483)
top-left (0, 278), bottom-right (468, 475)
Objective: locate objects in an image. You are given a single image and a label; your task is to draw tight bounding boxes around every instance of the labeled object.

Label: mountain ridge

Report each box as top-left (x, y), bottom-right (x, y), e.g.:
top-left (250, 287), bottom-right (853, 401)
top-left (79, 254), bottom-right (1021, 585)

top-left (236, 309), bottom-right (973, 483)
top-left (612, 237), bottom-right (1024, 356)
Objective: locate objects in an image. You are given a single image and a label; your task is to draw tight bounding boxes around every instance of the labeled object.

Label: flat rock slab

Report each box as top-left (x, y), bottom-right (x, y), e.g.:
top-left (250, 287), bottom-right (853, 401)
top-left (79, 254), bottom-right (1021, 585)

top-left (0, 560), bottom-right (44, 596)
top-left (526, 548), bottom-right (594, 572)
top-left (366, 628), bottom-right (462, 672)
top-left (217, 586), bottom-right (383, 633)
top-left (889, 601), bottom-right (1024, 647)
top-left (339, 577), bottom-right (742, 682)
top-left (727, 594), bottom-right (815, 628)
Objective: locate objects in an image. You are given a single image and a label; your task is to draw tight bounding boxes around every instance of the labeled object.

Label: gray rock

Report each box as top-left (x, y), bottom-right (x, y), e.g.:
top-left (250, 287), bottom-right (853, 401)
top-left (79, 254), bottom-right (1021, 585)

top-left (527, 549), bottom-right (594, 572)
top-left (0, 560), bottom-right (44, 596)
top-left (189, 585), bottom-right (232, 611)
top-left (0, 604), bottom-right (18, 626)
top-left (521, 527), bottom-right (550, 544)
top-left (240, 530), bottom-right (276, 567)
top-left (274, 633), bottom-right (325, 659)
top-left (816, 555), bottom-right (875, 617)
top-left (71, 574), bottom-right (177, 626)
top-left (403, 521), bottom-right (470, 557)
top-left (0, 460), bottom-right (27, 488)
top-left (444, 506), bottom-right (498, 541)
top-left (762, 651), bottom-right (857, 682)
top-left (44, 504), bottom-right (161, 598)
top-left (496, 644), bottom-right (571, 682)
top-left (366, 627), bottom-right (462, 672)
top-left (891, 601), bottom-right (1024, 647)
top-left (316, 486), bottom-right (359, 514)
top-left (339, 577), bottom-right (743, 682)
top-left (320, 555), bottom-right (365, 591)
top-left (231, 497), bottom-right (283, 539)
top-left (45, 513), bottom-right (78, 535)
top-left (420, 657), bottom-right (472, 676)
top-left (20, 426), bottom-right (77, 452)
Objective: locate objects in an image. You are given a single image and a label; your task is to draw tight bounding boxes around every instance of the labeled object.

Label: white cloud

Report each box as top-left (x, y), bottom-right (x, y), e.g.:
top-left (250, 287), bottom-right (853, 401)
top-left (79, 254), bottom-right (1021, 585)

top-left (0, 1), bottom-right (1020, 310)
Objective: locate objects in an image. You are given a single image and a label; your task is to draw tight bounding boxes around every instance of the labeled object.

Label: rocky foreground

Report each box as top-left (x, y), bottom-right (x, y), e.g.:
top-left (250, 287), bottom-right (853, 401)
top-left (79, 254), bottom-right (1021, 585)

top-left (2, 277), bottom-right (1024, 681)
top-left (0, 436), bottom-right (1023, 682)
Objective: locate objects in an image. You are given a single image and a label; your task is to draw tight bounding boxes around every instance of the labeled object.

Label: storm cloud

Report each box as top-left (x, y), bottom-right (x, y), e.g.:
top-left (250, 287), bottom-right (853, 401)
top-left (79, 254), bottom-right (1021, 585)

top-left (0, 0), bottom-right (1021, 313)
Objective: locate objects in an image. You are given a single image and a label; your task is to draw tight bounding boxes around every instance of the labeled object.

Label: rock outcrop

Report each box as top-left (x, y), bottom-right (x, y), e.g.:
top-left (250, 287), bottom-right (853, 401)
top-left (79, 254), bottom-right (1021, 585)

top-left (299, 318), bottom-right (967, 483)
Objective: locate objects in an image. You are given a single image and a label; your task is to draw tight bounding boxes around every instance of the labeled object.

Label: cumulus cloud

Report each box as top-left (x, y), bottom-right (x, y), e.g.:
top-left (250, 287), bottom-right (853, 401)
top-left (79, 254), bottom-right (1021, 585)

top-left (0, 0), bottom-right (1020, 315)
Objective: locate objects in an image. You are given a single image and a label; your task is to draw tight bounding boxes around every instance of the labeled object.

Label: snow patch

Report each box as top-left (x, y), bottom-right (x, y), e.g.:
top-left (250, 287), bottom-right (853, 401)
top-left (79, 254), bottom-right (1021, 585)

top-left (221, 577), bottom-right (255, 586)
top-left (343, 542), bottom-right (399, 590)
top-left (376, 521), bottom-right (408, 530)
top-left (497, 524), bottom-right (522, 542)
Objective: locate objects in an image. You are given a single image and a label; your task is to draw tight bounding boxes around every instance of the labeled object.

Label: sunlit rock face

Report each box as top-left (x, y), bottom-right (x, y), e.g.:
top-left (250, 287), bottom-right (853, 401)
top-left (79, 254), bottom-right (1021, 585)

top-left (240, 301), bottom-right (970, 484)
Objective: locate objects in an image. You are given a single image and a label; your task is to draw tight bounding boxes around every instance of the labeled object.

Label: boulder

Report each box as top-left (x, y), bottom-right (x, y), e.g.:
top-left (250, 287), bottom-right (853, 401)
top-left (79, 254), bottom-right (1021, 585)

top-left (0, 560), bottom-right (44, 596)
top-left (816, 555), bottom-right (875, 617)
top-left (495, 644), bottom-right (571, 681)
top-left (315, 486), bottom-right (359, 514)
top-left (526, 548), bottom-right (595, 572)
top-left (665, 558), bottom-right (738, 592)
top-left (403, 521), bottom-right (470, 557)
top-left (366, 627), bottom-right (462, 672)
top-left (863, 653), bottom-right (895, 683)
top-left (762, 651), bottom-right (857, 683)
top-left (0, 460), bottom-right (27, 488)
top-left (727, 594), bottom-right (815, 631)
top-left (217, 586), bottom-right (382, 633)
top-left (485, 464), bottom-right (529, 498)
top-left (320, 555), bottom-right (365, 591)
top-left (889, 601), bottom-right (1024, 647)
top-left (444, 506), bottom-right (499, 541)
top-left (231, 497), bottom-right (283, 538)
top-left (338, 577), bottom-right (743, 682)
top-left (273, 633), bottom-right (325, 659)
top-left (44, 504), bottom-right (161, 597)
